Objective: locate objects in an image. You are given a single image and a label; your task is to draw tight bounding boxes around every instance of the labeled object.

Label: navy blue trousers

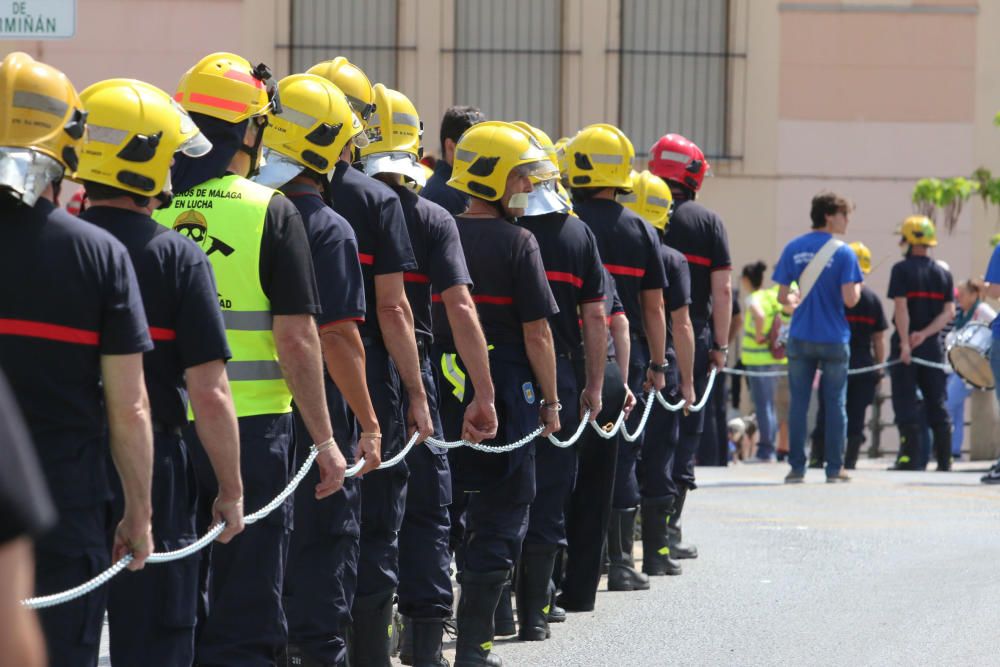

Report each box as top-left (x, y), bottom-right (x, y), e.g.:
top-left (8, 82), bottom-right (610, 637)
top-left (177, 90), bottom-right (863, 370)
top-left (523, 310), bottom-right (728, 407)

top-left (439, 345), bottom-right (536, 574)
top-left (356, 340), bottom-right (408, 598)
top-left (107, 431), bottom-right (198, 667)
top-left (525, 356), bottom-right (581, 546)
top-left (613, 340), bottom-right (650, 508)
top-left (285, 377), bottom-right (361, 666)
top-left (672, 326), bottom-right (712, 492)
top-left (397, 352), bottom-right (454, 619)
top-left (190, 412), bottom-right (294, 667)
top-left (638, 360), bottom-right (681, 500)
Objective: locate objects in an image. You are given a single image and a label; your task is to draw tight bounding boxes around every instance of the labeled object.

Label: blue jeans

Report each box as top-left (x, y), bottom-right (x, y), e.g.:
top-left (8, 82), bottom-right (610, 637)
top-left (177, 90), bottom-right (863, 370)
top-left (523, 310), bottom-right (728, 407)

top-left (787, 338), bottom-right (849, 476)
top-left (945, 373), bottom-right (971, 456)
top-left (992, 339), bottom-right (1000, 409)
top-left (747, 365), bottom-right (780, 458)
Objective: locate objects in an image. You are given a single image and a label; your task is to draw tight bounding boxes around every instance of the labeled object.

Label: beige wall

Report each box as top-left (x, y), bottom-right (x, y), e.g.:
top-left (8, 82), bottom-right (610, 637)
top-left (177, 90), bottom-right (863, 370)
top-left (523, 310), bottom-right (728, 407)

top-left (4, 0), bottom-right (998, 288)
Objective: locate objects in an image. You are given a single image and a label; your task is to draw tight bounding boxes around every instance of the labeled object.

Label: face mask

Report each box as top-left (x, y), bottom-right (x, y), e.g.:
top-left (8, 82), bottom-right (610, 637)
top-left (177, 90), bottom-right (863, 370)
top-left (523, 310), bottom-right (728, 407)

top-left (507, 191), bottom-right (530, 210)
top-left (253, 148), bottom-right (305, 188)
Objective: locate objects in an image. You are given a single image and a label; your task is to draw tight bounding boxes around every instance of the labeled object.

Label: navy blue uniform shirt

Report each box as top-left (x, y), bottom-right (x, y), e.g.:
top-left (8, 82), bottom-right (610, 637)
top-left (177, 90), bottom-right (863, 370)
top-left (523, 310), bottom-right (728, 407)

top-left (446, 216), bottom-right (558, 348)
top-left (0, 197), bottom-right (152, 507)
top-left (574, 198), bottom-right (666, 339)
top-left (518, 212), bottom-right (606, 356)
top-left (393, 185), bottom-right (471, 340)
top-left (282, 183), bottom-right (366, 329)
top-left (846, 284), bottom-right (888, 368)
top-left (662, 200), bottom-right (731, 327)
top-left (887, 254), bottom-right (953, 354)
top-left (420, 160), bottom-right (469, 216)
top-left (82, 206), bottom-right (231, 428)
top-left (661, 242), bottom-right (692, 360)
top-left (328, 162), bottom-right (416, 339)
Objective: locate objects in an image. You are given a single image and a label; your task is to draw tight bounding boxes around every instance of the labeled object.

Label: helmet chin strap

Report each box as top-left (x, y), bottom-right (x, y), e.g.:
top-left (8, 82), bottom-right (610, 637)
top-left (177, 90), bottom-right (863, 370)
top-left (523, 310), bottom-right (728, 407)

top-left (239, 121), bottom-right (267, 178)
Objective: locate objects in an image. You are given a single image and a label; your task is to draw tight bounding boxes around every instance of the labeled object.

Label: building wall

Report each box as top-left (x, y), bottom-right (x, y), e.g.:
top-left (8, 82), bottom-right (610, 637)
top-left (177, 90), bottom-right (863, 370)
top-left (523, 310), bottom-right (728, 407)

top-left (5, 0), bottom-right (998, 292)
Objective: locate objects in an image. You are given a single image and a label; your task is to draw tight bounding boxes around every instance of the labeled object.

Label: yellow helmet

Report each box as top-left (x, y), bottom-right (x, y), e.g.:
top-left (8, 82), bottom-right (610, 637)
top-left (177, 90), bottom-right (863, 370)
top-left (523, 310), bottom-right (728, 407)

top-left (511, 121), bottom-right (569, 216)
top-left (848, 241), bottom-right (872, 274)
top-left (565, 123), bottom-right (634, 191)
top-left (554, 136), bottom-right (570, 172)
top-left (357, 84), bottom-right (426, 187)
top-left (0, 52), bottom-right (86, 205)
top-left (447, 121), bottom-right (558, 203)
top-left (77, 79), bottom-right (212, 198)
top-left (900, 215), bottom-right (937, 247)
top-left (619, 170), bottom-right (673, 230)
top-left (174, 52), bottom-right (278, 124)
top-left (255, 74), bottom-right (365, 188)
top-left (306, 57), bottom-right (375, 127)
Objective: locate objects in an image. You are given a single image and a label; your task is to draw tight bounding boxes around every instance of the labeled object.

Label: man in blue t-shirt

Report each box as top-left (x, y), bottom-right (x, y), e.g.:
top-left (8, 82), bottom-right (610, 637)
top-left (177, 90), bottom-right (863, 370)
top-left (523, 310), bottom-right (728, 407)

top-left (979, 246), bottom-right (1000, 483)
top-left (772, 192), bottom-right (863, 483)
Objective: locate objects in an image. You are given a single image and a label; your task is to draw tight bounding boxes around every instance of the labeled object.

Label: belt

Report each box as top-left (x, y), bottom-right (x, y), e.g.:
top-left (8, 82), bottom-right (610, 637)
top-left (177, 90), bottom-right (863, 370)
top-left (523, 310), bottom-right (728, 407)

top-left (556, 347), bottom-right (582, 362)
top-left (152, 419), bottom-right (183, 437)
top-left (415, 335), bottom-right (432, 362)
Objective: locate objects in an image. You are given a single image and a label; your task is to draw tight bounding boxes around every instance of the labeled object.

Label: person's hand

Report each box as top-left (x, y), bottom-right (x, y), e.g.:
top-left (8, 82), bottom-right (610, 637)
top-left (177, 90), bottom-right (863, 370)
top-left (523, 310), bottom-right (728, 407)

top-left (212, 492), bottom-right (245, 544)
top-left (622, 385), bottom-right (637, 417)
top-left (900, 345), bottom-right (912, 365)
top-left (540, 403), bottom-right (561, 437)
top-left (908, 330), bottom-right (927, 349)
top-left (356, 431), bottom-right (382, 476)
top-left (315, 444), bottom-right (347, 499)
top-left (580, 385), bottom-right (603, 420)
top-left (462, 395), bottom-right (498, 443)
top-left (407, 397), bottom-right (434, 444)
top-left (709, 349), bottom-right (727, 372)
top-left (113, 509), bottom-right (153, 571)
top-left (644, 367), bottom-right (666, 392)
top-left (680, 380), bottom-right (696, 409)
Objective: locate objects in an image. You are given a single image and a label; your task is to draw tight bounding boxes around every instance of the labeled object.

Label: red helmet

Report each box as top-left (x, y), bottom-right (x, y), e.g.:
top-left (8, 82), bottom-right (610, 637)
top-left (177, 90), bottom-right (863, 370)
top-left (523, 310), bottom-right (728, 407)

top-left (648, 134), bottom-right (709, 192)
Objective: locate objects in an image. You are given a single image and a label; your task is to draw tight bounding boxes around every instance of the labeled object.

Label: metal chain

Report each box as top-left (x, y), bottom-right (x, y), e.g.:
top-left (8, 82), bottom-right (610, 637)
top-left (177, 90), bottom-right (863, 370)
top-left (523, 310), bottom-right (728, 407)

top-left (547, 408), bottom-right (593, 448)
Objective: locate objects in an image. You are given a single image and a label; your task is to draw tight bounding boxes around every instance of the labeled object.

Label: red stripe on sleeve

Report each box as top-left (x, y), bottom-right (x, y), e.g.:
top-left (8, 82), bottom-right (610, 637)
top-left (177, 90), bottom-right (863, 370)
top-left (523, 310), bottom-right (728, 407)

top-left (404, 272), bottom-right (431, 284)
top-left (472, 295), bottom-right (514, 305)
top-left (603, 263), bottom-right (646, 278)
top-left (0, 318), bottom-right (100, 346)
top-left (545, 271), bottom-right (584, 288)
top-left (684, 254), bottom-right (712, 267)
top-left (149, 327), bottom-right (177, 341)
top-left (906, 291), bottom-right (944, 300)
top-left (358, 253), bottom-right (375, 266)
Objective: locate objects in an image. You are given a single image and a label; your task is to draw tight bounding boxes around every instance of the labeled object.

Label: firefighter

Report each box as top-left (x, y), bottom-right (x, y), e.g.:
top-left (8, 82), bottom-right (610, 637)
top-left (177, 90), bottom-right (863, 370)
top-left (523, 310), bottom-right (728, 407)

top-left (567, 124), bottom-right (669, 592)
top-left (358, 84), bottom-right (497, 666)
top-left (156, 52), bottom-right (348, 665)
top-left (77, 77), bottom-right (246, 667)
top-left (888, 216), bottom-right (955, 471)
top-left (0, 52), bottom-right (154, 667)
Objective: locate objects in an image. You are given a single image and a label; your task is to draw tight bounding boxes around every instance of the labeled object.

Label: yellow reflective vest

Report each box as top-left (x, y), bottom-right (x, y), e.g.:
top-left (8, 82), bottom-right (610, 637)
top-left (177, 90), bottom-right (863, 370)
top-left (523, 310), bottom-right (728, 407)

top-left (741, 287), bottom-right (787, 367)
top-left (154, 174), bottom-right (292, 417)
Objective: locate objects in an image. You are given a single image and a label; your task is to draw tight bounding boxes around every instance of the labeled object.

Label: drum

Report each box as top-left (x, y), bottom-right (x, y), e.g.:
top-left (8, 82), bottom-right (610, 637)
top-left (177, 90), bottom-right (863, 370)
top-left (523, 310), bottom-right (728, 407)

top-left (946, 322), bottom-right (995, 390)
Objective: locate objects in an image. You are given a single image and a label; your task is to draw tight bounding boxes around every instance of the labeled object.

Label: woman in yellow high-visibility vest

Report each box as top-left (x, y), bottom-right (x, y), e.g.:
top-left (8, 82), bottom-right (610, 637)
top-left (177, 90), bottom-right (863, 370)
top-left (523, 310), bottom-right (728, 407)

top-left (740, 262), bottom-right (788, 460)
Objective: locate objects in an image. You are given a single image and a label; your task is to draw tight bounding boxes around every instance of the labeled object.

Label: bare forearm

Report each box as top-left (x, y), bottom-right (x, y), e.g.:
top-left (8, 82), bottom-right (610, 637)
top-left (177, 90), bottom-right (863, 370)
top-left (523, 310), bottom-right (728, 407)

top-left (641, 292), bottom-right (667, 366)
top-left (188, 365), bottom-right (242, 497)
top-left (524, 322), bottom-right (558, 402)
top-left (0, 539), bottom-right (46, 667)
top-left (894, 300), bottom-right (910, 345)
top-left (445, 295), bottom-right (495, 401)
top-left (581, 308), bottom-right (608, 391)
top-left (103, 356), bottom-right (153, 519)
top-left (672, 309), bottom-right (695, 386)
top-left (321, 325), bottom-right (379, 431)
top-left (873, 333), bottom-right (886, 365)
top-left (275, 315), bottom-right (332, 444)
top-left (610, 315), bottom-right (631, 384)
top-left (920, 308), bottom-right (955, 338)
top-left (378, 303), bottom-right (427, 402)
top-left (712, 276), bottom-right (733, 347)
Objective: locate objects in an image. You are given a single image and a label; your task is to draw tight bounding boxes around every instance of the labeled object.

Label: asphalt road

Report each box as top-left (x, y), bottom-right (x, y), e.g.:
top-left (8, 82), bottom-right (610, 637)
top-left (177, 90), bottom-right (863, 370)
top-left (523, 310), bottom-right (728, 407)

top-left (97, 458), bottom-right (1000, 666)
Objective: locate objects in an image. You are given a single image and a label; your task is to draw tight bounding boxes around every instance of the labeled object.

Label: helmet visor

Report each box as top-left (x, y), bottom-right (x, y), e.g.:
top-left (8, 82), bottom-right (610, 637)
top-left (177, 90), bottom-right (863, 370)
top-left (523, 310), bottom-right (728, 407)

top-left (172, 99), bottom-right (214, 157)
top-left (253, 147), bottom-right (305, 188)
top-left (524, 179), bottom-right (569, 217)
top-left (0, 148), bottom-right (64, 208)
top-left (359, 152), bottom-right (425, 187)
top-left (513, 159), bottom-right (559, 183)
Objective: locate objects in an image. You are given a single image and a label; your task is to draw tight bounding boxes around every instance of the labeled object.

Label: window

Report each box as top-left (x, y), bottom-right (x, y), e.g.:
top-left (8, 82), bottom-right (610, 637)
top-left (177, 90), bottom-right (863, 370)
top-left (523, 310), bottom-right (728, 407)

top-left (452, 0), bottom-right (565, 136)
top-left (619, 0), bottom-right (739, 159)
top-left (289, 0), bottom-right (400, 86)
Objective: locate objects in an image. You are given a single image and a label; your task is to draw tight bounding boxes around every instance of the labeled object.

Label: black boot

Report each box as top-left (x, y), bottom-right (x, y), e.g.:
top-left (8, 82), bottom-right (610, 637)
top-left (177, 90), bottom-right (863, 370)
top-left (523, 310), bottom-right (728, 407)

top-left (492, 579), bottom-right (516, 636)
top-left (890, 424), bottom-right (920, 470)
top-left (515, 544), bottom-right (558, 641)
top-left (455, 570), bottom-right (507, 667)
top-left (398, 614), bottom-right (413, 665)
top-left (607, 508), bottom-right (650, 591)
top-left (545, 581), bottom-right (566, 624)
top-left (809, 435), bottom-right (825, 469)
top-left (410, 618), bottom-right (450, 667)
top-left (350, 588), bottom-right (395, 667)
top-left (666, 488), bottom-right (698, 559)
top-left (640, 497), bottom-right (682, 576)
top-left (932, 422), bottom-right (953, 472)
top-left (844, 435), bottom-right (865, 470)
